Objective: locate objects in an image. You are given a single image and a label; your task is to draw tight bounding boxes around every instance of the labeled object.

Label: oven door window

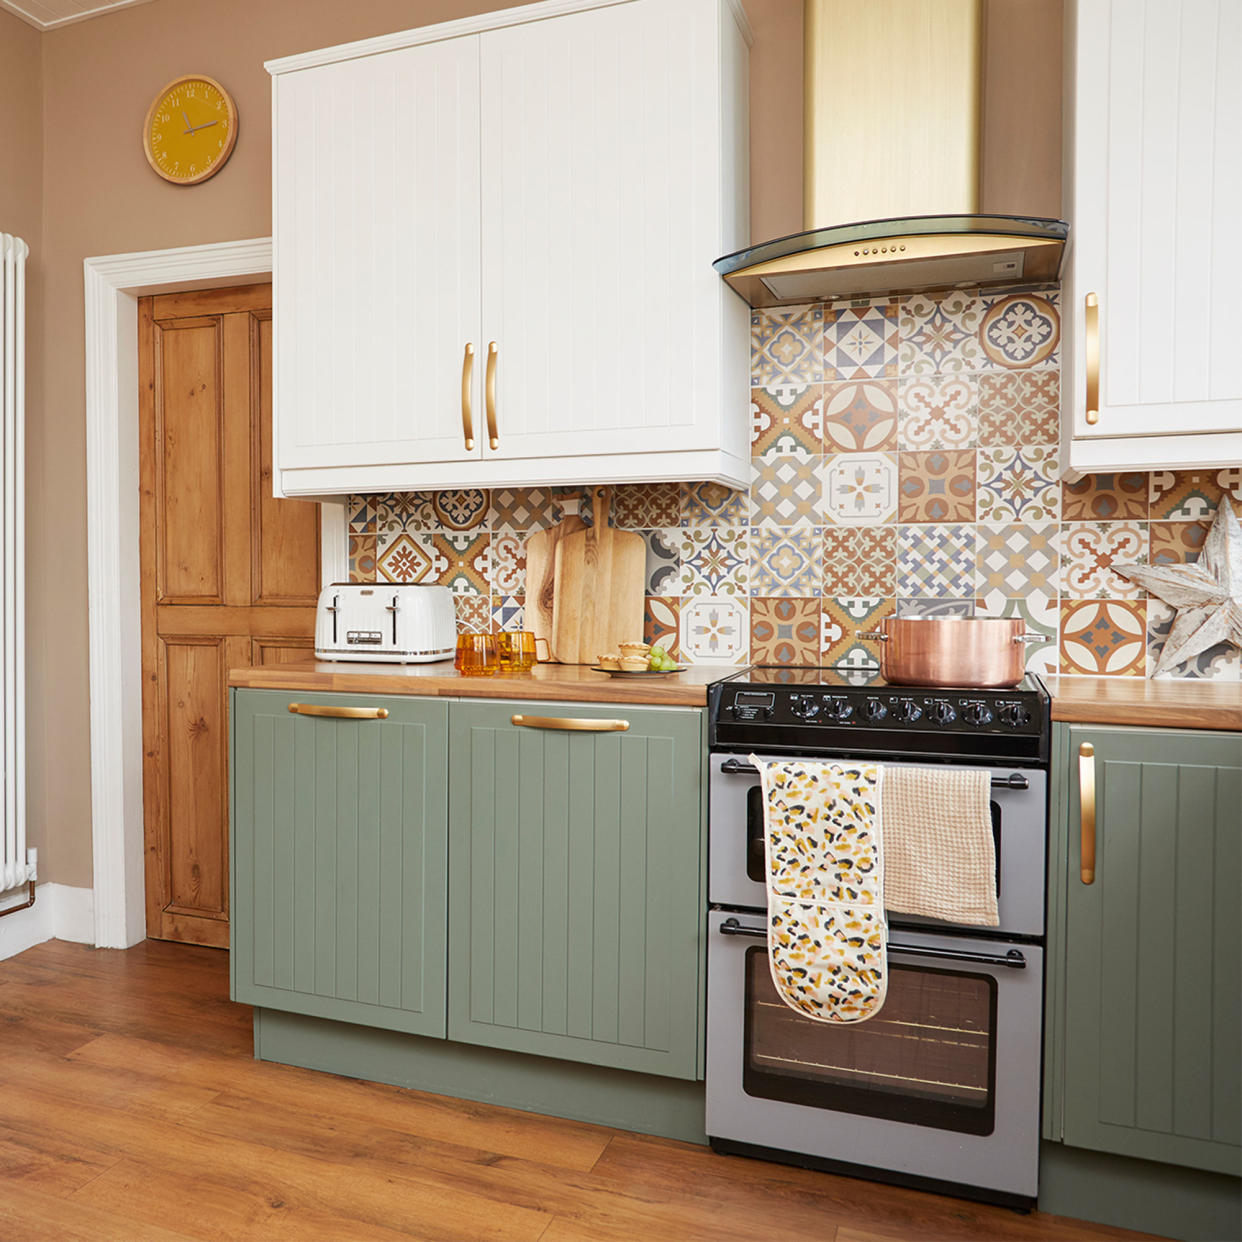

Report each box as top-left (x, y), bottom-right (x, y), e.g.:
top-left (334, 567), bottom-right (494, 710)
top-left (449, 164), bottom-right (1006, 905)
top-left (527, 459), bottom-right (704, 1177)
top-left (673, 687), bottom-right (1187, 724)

top-left (742, 947), bottom-right (998, 1136)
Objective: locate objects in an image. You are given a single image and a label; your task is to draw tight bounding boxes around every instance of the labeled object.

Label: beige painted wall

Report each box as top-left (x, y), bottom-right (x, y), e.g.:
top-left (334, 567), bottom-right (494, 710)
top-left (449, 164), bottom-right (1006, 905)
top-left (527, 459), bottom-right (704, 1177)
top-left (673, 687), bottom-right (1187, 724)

top-left (22, 0), bottom-right (803, 889)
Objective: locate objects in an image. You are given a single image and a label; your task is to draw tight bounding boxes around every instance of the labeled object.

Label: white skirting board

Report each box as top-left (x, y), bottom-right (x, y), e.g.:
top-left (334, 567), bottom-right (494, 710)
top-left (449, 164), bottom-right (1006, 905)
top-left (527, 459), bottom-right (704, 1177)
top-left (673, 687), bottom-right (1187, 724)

top-left (0, 883), bottom-right (94, 961)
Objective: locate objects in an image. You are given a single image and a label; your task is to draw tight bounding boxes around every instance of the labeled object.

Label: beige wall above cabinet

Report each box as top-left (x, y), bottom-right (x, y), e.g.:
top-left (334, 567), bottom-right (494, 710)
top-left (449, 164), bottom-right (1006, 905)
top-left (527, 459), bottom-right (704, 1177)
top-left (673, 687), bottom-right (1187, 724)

top-left (267, 0), bottom-right (752, 499)
top-left (1061, 0), bottom-right (1242, 475)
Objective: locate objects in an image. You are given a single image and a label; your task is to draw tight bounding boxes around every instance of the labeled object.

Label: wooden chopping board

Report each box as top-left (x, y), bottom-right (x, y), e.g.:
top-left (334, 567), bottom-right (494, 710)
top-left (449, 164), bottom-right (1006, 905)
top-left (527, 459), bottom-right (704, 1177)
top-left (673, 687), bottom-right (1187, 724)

top-left (524, 501), bottom-right (587, 659)
top-left (551, 488), bottom-right (646, 665)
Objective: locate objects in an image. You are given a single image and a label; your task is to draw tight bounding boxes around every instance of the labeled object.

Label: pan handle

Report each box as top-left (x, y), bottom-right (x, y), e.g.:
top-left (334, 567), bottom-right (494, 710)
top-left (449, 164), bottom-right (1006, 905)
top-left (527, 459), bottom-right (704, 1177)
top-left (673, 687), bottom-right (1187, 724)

top-left (1013, 633), bottom-right (1044, 643)
top-left (855, 630), bottom-right (889, 641)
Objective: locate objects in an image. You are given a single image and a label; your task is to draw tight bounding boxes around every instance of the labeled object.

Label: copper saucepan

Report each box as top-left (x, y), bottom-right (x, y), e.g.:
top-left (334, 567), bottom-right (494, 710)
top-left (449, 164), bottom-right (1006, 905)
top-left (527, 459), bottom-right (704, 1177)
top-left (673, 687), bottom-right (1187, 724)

top-left (855, 617), bottom-right (1040, 688)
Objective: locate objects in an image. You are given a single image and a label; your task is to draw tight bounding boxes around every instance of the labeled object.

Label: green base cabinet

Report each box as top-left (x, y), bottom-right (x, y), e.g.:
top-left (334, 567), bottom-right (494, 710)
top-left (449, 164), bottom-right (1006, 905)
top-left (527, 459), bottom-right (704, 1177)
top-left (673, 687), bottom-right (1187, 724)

top-left (1045, 723), bottom-right (1242, 1178)
top-left (447, 700), bottom-right (705, 1080)
top-left (231, 689), bottom-right (449, 1038)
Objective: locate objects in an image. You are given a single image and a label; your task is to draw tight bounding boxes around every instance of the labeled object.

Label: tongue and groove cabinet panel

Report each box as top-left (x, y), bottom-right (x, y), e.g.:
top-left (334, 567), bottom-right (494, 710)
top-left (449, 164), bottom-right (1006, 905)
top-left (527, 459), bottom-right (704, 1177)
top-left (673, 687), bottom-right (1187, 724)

top-left (446, 700), bottom-right (705, 1079)
top-left (231, 689), bottom-right (448, 1038)
top-left (1045, 724), bottom-right (1241, 1176)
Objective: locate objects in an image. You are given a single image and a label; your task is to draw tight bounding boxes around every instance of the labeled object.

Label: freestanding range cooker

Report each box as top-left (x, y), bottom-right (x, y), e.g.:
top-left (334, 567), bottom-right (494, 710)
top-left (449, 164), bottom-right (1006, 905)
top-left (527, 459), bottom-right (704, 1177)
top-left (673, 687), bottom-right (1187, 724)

top-left (705, 665), bottom-right (1051, 1210)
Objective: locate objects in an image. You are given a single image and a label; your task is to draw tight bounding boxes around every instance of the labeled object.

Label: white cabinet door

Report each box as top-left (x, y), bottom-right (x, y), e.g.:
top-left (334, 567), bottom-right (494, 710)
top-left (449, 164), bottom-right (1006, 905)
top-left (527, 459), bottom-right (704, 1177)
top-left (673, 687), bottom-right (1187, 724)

top-left (1065, 0), bottom-right (1242, 467)
top-left (273, 37), bottom-right (482, 477)
top-left (477, 0), bottom-right (743, 463)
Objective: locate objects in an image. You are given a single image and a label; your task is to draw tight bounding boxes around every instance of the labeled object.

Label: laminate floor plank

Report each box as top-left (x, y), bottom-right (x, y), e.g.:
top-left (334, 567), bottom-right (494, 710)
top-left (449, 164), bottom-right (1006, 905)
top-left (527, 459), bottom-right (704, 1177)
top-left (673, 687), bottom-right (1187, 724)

top-left (0, 941), bottom-right (1166, 1242)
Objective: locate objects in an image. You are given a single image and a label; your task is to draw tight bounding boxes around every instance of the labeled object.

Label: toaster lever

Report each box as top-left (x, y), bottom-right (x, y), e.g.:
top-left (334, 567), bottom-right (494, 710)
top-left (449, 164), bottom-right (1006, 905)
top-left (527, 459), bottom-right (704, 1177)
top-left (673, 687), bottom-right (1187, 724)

top-left (387, 594), bottom-right (400, 645)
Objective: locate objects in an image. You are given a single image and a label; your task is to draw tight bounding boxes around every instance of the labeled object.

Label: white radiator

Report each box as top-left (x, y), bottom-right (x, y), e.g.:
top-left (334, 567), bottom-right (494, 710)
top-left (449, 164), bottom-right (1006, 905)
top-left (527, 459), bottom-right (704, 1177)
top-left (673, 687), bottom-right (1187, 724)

top-left (1, 234), bottom-right (28, 894)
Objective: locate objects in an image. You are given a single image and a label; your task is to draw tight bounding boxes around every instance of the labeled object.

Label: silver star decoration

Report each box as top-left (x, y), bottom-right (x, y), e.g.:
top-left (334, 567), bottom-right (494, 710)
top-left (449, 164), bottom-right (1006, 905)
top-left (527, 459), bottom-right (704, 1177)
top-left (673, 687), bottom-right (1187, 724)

top-left (1115, 499), bottom-right (1242, 676)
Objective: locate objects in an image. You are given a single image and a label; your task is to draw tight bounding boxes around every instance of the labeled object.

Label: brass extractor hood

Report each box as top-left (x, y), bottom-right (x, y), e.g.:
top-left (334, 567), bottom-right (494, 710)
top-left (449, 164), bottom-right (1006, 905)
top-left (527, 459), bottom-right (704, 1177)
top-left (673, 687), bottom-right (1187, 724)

top-left (716, 0), bottom-right (1068, 307)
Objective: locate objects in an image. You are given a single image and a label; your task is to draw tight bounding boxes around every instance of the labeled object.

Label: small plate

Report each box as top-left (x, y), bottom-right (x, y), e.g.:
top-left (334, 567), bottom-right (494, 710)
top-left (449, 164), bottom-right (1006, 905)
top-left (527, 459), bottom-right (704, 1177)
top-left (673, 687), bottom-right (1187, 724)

top-left (591, 665), bottom-right (684, 677)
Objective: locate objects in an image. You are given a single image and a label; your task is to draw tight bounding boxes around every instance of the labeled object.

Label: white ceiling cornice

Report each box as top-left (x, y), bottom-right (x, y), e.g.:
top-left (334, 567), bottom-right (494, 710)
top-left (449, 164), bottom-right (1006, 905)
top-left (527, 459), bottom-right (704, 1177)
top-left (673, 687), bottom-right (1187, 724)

top-left (0, 0), bottom-right (154, 32)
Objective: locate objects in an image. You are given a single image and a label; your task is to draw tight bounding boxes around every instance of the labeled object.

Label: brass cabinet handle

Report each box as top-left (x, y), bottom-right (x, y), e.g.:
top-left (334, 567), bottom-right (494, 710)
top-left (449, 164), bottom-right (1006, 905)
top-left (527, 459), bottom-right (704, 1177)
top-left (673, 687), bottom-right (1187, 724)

top-left (485, 341), bottom-right (499, 450)
top-left (461, 343), bottom-right (476, 451)
top-left (1084, 292), bottom-right (1100, 426)
top-left (511, 714), bottom-right (629, 732)
top-left (288, 703), bottom-right (389, 720)
top-left (1079, 741), bottom-right (1096, 884)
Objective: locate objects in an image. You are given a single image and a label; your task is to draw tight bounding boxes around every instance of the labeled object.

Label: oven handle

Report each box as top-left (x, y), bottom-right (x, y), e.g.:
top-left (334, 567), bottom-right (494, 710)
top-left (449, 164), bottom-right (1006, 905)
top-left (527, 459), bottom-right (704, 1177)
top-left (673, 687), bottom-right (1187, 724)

top-left (717, 758), bottom-right (1029, 791)
top-left (716, 918), bottom-right (1027, 969)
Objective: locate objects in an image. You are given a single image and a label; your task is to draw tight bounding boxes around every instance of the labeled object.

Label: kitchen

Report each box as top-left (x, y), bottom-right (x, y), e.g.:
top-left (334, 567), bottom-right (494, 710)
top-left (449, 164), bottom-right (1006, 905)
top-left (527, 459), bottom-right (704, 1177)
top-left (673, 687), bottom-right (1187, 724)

top-left (0, 0), bottom-right (1240, 1239)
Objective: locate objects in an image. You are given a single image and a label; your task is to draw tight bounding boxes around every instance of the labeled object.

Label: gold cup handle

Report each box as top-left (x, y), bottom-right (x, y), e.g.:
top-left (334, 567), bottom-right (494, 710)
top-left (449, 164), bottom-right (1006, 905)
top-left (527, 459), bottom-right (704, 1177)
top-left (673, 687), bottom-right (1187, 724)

top-left (289, 703), bottom-right (389, 720)
top-left (485, 341), bottom-right (499, 450)
top-left (511, 714), bottom-right (629, 732)
top-left (461, 343), bottom-right (476, 451)
top-left (1084, 293), bottom-right (1100, 426)
top-left (1079, 741), bottom-right (1096, 884)
top-left (534, 637), bottom-right (551, 663)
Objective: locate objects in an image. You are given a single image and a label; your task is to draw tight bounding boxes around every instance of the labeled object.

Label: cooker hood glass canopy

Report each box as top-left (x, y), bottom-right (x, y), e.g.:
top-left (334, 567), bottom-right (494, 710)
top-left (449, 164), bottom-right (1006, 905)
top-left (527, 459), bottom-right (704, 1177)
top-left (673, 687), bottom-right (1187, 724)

top-left (714, 214), bottom-right (1068, 308)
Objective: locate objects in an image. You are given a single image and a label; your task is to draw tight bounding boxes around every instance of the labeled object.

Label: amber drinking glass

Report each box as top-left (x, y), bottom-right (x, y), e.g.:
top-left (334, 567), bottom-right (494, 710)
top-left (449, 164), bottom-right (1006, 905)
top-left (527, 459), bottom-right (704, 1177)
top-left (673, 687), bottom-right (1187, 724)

top-left (497, 630), bottom-right (550, 673)
top-left (455, 633), bottom-right (498, 676)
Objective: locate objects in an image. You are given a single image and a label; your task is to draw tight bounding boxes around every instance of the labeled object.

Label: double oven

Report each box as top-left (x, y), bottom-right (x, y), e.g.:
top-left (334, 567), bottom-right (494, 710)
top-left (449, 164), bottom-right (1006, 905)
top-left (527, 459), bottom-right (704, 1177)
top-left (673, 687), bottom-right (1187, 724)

top-left (705, 668), bottom-right (1051, 1210)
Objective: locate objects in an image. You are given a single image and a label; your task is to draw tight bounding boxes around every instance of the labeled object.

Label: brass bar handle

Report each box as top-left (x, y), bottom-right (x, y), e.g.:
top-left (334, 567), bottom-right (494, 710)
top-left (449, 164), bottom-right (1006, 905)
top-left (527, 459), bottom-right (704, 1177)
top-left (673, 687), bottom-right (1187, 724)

top-left (485, 341), bottom-right (499, 450)
top-left (1084, 292), bottom-right (1100, 426)
top-left (461, 343), bottom-right (476, 451)
top-left (511, 714), bottom-right (629, 732)
top-left (1079, 741), bottom-right (1096, 884)
top-left (289, 703), bottom-right (389, 720)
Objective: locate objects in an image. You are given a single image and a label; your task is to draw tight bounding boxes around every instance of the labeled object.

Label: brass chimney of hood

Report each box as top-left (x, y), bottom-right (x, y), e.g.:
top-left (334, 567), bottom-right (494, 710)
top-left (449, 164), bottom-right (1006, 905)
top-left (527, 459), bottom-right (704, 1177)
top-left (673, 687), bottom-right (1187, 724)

top-left (714, 0), bottom-right (1067, 308)
top-left (803, 0), bottom-right (983, 228)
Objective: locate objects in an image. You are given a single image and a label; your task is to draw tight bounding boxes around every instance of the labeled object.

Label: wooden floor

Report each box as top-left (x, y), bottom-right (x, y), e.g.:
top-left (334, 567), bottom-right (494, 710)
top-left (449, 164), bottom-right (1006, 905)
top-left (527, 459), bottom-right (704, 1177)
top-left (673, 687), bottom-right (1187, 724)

top-left (0, 939), bottom-right (1163, 1242)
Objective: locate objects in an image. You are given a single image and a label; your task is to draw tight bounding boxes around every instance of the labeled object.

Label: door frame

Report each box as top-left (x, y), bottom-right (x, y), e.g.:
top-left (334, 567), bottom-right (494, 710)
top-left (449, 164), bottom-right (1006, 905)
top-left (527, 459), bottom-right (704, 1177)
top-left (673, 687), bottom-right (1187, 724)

top-left (84, 237), bottom-right (346, 949)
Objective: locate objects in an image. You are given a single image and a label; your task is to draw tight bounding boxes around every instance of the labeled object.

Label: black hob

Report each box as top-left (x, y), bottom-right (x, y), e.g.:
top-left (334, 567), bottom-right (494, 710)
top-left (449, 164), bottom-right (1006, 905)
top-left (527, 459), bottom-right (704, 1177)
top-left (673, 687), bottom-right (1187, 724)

top-left (708, 666), bottom-right (1050, 764)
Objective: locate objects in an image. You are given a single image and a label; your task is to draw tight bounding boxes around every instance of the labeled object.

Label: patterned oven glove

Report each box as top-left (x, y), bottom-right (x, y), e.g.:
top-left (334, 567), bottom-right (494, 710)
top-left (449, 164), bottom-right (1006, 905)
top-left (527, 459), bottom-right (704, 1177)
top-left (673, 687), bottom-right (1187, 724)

top-left (749, 756), bottom-right (888, 1023)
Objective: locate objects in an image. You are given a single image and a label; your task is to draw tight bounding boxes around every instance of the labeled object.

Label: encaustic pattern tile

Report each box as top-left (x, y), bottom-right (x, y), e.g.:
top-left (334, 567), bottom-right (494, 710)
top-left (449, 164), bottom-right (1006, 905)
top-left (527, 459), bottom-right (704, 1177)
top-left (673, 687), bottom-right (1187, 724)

top-left (751, 305), bottom-right (824, 389)
top-left (681, 481), bottom-right (747, 527)
top-left (750, 447), bottom-right (823, 529)
top-left (642, 529), bottom-right (681, 596)
top-left (1148, 469), bottom-right (1231, 522)
top-left (348, 534), bottom-right (378, 584)
top-left (1061, 472), bottom-right (1149, 522)
top-left (821, 380), bottom-right (898, 453)
top-left (1060, 521), bottom-right (1146, 599)
top-left (751, 385), bottom-right (824, 456)
top-left (488, 487), bottom-right (557, 533)
top-left (898, 375), bottom-right (978, 450)
top-left (821, 452), bottom-right (898, 525)
top-left (681, 527), bottom-right (750, 598)
top-left (822, 304), bottom-right (899, 380)
top-left (895, 524), bottom-right (975, 598)
top-left (975, 522), bottom-right (1059, 612)
top-left (750, 597), bottom-right (821, 665)
top-left (377, 530), bottom-right (439, 584)
top-left (432, 489), bottom-right (490, 531)
top-left (613, 483), bottom-right (682, 530)
top-left (820, 597), bottom-right (893, 669)
top-left (430, 531), bottom-right (490, 596)
top-left (897, 450), bottom-right (976, 523)
top-left (822, 526), bottom-right (896, 597)
top-left (977, 370), bottom-right (1060, 446)
top-left (899, 291), bottom-right (987, 374)
top-left (680, 595), bottom-right (748, 664)
top-left (978, 293), bottom-right (1060, 370)
top-left (976, 446), bottom-right (1060, 523)
top-left (644, 596), bottom-right (680, 660)
top-left (1059, 600), bottom-right (1146, 677)
top-left (750, 527), bottom-right (822, 597)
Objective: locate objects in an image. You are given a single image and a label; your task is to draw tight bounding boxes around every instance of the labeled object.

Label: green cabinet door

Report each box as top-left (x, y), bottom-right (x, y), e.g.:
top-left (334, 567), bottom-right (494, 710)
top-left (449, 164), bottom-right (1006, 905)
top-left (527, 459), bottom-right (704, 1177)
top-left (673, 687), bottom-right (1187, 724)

top-left (1047, 723), bottom-right (1242, 1176)
top-left (231, 689), bottom-right (449, 1038)
top-left (447, 700), bottom-right (705, 1080)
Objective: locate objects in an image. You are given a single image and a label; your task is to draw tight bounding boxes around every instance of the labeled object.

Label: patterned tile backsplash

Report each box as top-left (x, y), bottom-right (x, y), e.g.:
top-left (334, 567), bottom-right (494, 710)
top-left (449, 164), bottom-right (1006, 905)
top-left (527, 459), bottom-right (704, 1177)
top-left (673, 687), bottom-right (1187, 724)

top-left (346, 284), bottom-right (1242, 680)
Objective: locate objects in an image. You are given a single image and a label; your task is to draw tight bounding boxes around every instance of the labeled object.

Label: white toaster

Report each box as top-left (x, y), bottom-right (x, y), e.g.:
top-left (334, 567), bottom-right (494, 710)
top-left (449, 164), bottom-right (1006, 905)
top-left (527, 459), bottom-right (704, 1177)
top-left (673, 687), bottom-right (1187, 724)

top-left (314, 583), bottom-right (457, 664)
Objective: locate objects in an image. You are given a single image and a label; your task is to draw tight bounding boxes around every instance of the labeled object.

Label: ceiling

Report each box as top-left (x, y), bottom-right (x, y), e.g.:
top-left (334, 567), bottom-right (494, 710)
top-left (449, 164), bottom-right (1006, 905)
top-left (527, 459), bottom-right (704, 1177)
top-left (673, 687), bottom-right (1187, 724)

top-left (1, 0), bottom-right (152, 30)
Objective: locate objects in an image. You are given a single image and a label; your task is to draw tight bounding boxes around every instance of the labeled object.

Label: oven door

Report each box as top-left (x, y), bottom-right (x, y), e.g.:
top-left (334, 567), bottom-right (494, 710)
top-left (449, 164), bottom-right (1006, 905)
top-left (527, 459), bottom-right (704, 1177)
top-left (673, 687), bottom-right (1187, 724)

top-left (705, 910), bottom-right (1043, 1201)
top-left (708, 752), bottom-right (1047, 937)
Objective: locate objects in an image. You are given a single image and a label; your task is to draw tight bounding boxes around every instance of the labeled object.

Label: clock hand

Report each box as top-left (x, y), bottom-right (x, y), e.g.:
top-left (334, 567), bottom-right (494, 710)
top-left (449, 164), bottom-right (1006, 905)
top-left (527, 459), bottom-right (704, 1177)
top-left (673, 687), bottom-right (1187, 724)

top-left (182, 110), bottom-right (193, 133)
top-left (186, 120), bottom-right (219, 134)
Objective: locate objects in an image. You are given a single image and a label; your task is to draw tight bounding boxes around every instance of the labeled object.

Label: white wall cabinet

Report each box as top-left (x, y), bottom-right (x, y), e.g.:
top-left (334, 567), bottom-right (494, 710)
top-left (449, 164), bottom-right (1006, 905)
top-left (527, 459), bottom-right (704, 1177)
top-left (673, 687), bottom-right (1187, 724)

top-left (268, 0), bottom-right (752, 498)
top-left (1061, 0), bottom-right (1242, 473)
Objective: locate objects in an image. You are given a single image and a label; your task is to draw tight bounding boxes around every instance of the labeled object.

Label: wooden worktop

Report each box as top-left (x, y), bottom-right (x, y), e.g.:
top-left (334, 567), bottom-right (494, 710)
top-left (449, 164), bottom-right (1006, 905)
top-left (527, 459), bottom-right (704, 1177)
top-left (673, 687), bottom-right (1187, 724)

top-left (1045, 676), bottom-right (1242, 731)
top-left (229, 659), bottom-right (735, 707)
top-left (230, 662), bottom-right (1242, 728)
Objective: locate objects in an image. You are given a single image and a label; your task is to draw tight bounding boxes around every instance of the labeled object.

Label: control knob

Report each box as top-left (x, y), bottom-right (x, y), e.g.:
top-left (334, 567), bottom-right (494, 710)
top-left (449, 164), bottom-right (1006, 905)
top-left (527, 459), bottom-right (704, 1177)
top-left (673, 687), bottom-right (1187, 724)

top-left (889, 698), bottom-right (921, 722)
top-left (820, 697), bottom-right (854, 722)
top-left (962, 701), bottom-right (993, 726)
top-left (790, 694), bottom-right (819, 720)
top-left (999, 702), bottom-right (1032, 728)
top-left (925, 699), bottom-right (957, 725)
top-left (862, 697), bottom-right (887, 723)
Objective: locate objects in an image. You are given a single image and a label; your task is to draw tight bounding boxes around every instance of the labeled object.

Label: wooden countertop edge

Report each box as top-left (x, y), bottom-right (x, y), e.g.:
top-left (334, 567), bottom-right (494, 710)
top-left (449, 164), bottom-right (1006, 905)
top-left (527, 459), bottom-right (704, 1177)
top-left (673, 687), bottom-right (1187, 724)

top-left (1050, 700), bottom-right (1242, 730)
top-left (228, 666), bottom-right (716, 707)
top-left (1045, 676), bottom-right (1242, 732)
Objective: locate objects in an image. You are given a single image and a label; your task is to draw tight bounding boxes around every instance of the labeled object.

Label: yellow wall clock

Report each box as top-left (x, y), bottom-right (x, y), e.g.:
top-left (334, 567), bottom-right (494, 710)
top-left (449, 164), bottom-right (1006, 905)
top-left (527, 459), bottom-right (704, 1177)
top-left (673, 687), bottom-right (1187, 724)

top-left (143, 75), bottom-right (238, 186)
